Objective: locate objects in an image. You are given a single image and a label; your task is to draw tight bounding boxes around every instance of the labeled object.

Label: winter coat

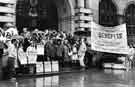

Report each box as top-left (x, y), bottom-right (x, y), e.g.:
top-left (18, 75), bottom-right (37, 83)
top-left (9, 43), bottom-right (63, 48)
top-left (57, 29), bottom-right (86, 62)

top-left (45, 41), bottom-right (56, 58)
top-left (78, 42), bottom-right (87, 57)
top-left (63, 44), bottom-right (70, 62)
top-left (55, 44), bottom-right (64, 57)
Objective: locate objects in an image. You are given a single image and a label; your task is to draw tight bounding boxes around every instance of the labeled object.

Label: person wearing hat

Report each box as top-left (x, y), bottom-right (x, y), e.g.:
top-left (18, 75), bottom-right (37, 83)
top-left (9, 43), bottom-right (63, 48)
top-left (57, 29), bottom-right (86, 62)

top-left (2, 42), bottom-right (9, 80)
top-left (44, 38), bottom-right (56, 61)
top-left (126, 46), bottom-right (135, 71)
top-left (55, 38), bottom-right (65, 68)
top-left (21, 28), bottom-right (30, 37)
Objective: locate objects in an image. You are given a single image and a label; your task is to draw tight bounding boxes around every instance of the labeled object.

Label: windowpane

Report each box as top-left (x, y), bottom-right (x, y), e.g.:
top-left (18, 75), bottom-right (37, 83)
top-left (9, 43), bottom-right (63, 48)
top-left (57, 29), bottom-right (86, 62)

top-left (99, 0), bottom-right (118, 27)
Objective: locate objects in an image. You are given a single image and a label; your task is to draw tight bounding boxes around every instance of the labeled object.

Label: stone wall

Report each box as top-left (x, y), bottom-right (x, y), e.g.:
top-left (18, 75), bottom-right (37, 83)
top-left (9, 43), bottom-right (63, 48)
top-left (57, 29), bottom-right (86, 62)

top-left (0, 0), bottom-right (16, 27)
top-left (89, 0), bottom-right (135, 23)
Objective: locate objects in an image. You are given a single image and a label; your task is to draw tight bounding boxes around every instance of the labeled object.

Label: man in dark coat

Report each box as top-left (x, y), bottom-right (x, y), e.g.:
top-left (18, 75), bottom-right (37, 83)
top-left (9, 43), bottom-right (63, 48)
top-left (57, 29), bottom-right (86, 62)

top-left (63, 40), bottom-right (70, 67)
top-left (55, 39), bottom-right (64, 67)
top-left (0, 41), bottom-right (4, 58)
top-left (44, 39), bottom-right (56, 61)
top-left (0, 41), bottom-right (4, 80)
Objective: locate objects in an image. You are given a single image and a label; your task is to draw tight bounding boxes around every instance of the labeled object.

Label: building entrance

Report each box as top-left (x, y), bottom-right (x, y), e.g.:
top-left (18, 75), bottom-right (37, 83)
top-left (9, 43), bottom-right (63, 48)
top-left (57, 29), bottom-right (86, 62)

top-left (16, 0), bottom-right (73, 33)
top-left (16, 0), bottom-right (58, 32)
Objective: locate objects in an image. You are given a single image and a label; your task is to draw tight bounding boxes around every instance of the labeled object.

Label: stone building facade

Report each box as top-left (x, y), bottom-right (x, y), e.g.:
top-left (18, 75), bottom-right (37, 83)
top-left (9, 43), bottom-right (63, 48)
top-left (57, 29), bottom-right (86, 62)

top-left (0, 0), bottom-right (16, 27)
top-left (1, 0), bottom-right (135, 42)
top-left (90, 0), bottom-right (135, 44)
top-left (0, 0), bottom-right (93, 34)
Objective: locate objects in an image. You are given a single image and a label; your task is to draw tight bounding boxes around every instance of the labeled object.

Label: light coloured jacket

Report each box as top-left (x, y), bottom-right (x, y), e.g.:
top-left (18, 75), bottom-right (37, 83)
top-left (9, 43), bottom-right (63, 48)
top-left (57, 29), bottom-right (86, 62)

top-left (78, 42), bottom-right (87, 56)
top-left (8, 43), bottom-right (17, 58)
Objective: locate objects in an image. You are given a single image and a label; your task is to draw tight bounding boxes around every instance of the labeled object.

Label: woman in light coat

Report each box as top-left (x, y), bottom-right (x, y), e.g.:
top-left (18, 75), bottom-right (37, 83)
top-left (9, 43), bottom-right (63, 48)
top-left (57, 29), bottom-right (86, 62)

top-left (78, 38), bottom-right (87, 67)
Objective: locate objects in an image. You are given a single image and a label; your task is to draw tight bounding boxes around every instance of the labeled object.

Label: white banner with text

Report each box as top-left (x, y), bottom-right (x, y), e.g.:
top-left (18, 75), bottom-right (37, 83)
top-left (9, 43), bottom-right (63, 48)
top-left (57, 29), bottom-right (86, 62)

top-left (91, 22), bottom-right (129, 54)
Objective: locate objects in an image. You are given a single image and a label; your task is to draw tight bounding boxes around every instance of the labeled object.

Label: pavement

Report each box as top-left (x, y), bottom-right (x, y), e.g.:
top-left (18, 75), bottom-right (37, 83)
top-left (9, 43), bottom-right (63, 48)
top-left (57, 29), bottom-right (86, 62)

top-left (1, 69), bottom-right (135, 87)
top-left (15, 66), bottom-right (85, 79)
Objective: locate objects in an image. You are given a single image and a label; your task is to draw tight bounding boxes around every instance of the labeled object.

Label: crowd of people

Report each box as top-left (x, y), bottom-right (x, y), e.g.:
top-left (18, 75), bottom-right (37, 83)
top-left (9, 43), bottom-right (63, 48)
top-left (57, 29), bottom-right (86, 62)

top-left (0, 23), bottom-right (90, 80)
top-left (1, 23), bottom-right (135, 81)
top-left (20, 27), bottom-right (88, 68)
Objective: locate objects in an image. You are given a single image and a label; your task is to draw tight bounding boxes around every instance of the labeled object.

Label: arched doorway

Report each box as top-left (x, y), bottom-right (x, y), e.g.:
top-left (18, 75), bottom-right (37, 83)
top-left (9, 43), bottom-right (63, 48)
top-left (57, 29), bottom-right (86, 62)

top-left (125, 3), bottom-right (135, 42)
top-left (16, 0), bottom-right (73, 33)
top-left (99, 0), bottom-right (118, 27)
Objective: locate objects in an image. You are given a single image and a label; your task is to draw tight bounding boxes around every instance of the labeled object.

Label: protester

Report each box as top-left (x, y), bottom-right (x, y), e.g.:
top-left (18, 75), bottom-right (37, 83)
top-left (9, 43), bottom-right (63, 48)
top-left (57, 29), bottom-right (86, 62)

top-left (71, 43), bottom-right (78, 64)
top-left (63, 40), bottom-right (70, 67)
top-left (44, 38), bottom-right (56, 61)
top-left (0, 25), bottom-right (93, 79)
top-left (21, 28), bottom-right (30, 38)
top-left (125, 46), bottom-right (135, 71)
top-left (6, 39), bottom-right (18, 80)
top-left (0, 41), bottom-right (4, 59)
top-left (78, 38), bottom-right (87, 68)
top-left (2, 43), bottom-right (9, 80)
top-left (55, 39), bottom-right (64, 68)
top-left (5, 23), bottom-right (18, 36)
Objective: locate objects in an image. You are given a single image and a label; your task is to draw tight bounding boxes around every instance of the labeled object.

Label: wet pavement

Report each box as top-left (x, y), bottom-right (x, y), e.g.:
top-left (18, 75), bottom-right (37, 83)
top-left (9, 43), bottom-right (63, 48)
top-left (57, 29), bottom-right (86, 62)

top-left (1, 69), bottom-right (135, 87)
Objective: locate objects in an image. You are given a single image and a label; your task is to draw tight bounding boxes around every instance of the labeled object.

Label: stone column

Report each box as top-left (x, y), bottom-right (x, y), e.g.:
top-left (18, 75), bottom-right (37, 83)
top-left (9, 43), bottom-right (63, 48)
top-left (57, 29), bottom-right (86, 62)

top-left (85, 0), bottom-right (91, 9)
top-left (77, 0), bottom-right (84, 8)
top-left (6, 3), bottom-right (16, 26)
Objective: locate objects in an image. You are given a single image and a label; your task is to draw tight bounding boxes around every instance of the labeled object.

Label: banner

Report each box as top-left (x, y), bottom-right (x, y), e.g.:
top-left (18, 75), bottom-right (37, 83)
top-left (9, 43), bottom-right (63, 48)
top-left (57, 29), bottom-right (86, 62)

top-left (91, 22), bottom-right (129, 54)
top-left (5, 27), bottom-right (18, 38)
top-left (0, 27), bottom-right (18, 41)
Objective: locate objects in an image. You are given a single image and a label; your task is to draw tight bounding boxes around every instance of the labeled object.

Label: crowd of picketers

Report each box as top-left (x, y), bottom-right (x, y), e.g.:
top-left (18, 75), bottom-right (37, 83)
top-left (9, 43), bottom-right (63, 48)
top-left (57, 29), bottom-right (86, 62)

top-left (21, 27), bottom-right (89, 67)
top-left (1, 23), bottom-right (135, 81)
top-left (21, 27), bottom-right (90, 69)
top-left (0, 23), bottom-right (91, 81)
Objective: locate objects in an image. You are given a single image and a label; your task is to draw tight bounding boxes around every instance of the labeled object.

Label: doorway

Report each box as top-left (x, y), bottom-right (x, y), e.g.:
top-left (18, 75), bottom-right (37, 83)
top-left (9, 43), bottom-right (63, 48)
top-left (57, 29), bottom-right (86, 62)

top-left (16, 0), bottom-right (73, 33)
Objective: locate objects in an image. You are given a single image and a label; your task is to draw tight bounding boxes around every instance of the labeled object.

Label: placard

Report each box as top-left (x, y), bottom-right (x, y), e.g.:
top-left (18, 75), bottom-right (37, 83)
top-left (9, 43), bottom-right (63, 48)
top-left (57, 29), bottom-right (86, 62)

top-left (52, 61), bottom-right (59, 72)
top-left (37, 45), bottom-right (44, 55)
top-left (27, 46), bottom-right (37, 64)
top-left (18, 48), bottom-right (27, 64)
top-left (36, 62), bottom-right (43, 73)
top-left (44, 61), bottom-right (51, 72)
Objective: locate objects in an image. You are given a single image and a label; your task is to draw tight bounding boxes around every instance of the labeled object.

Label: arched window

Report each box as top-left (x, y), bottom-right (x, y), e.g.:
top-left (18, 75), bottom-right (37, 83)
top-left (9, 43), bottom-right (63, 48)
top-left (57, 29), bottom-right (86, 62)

top-left (99, 0), bottom-right (118, 27)
top-left (125, 4), bottom-right (135, 36)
